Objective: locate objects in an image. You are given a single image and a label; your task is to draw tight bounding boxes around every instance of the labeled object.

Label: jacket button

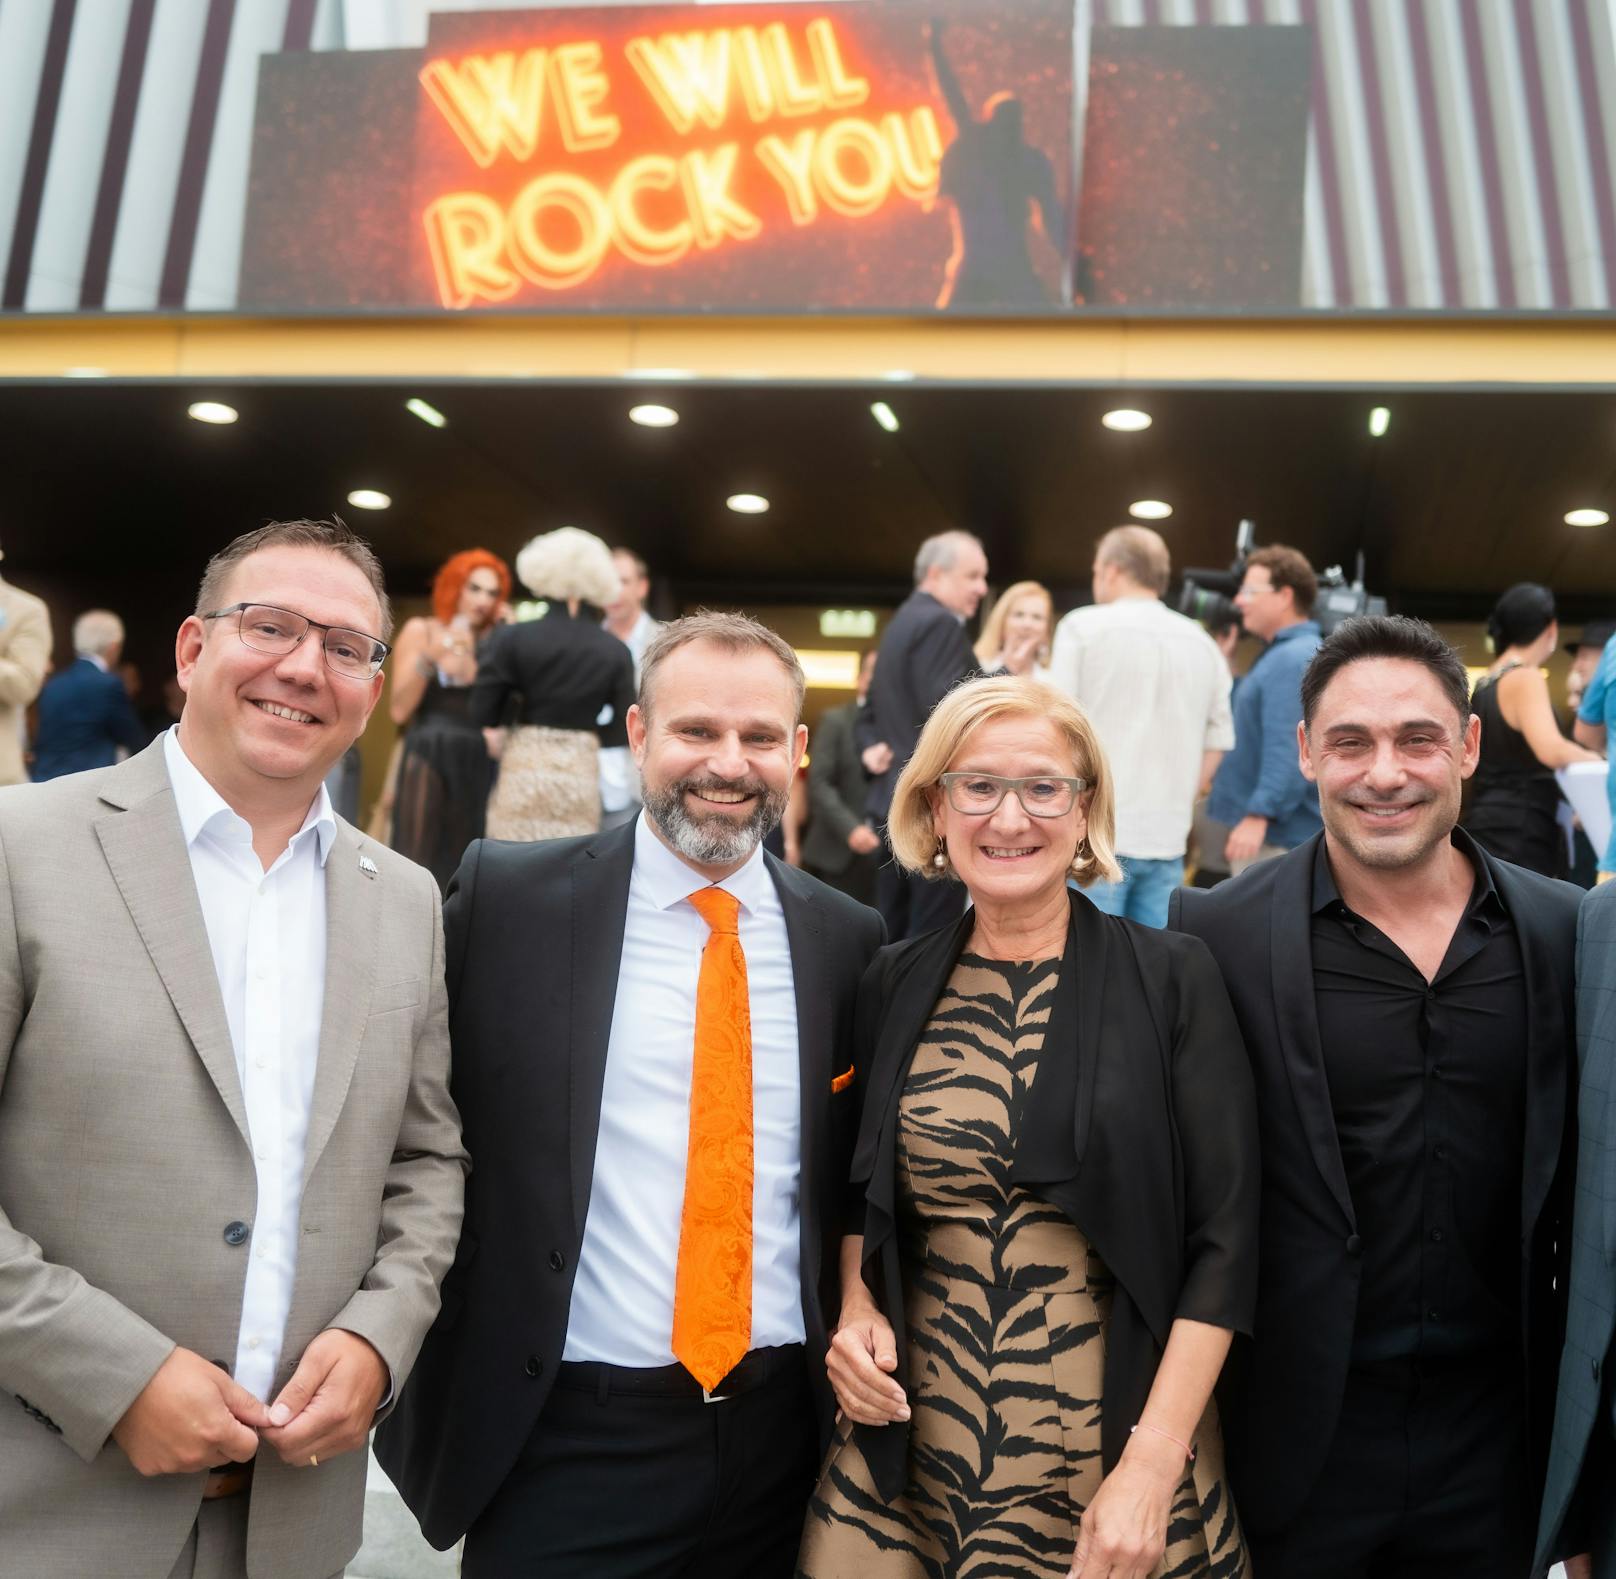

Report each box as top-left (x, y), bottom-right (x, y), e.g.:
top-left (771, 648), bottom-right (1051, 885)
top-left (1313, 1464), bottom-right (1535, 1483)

top-left (548, 1250), bottom-right (566, 1272)
top-left (1345, 1234), bottom-right (1362, 1256)
top-left (525, 1356), bottom-right (543, 1377)
top-left (223, 1221), bottom-right (250, 1247)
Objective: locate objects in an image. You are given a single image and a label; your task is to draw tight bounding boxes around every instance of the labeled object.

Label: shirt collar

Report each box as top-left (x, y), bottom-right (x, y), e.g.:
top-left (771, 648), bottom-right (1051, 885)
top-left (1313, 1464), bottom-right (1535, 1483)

top-left (82, 652), bottom-right (109, 673)
top-left (1311, 825), bottom-right (1503, 925)
top-left (162, 725), bottom-right (337, 866)
top-left (631, 808), bottom-right (770, 917)
top-left (1271, 620), bottom-right (1322, 646)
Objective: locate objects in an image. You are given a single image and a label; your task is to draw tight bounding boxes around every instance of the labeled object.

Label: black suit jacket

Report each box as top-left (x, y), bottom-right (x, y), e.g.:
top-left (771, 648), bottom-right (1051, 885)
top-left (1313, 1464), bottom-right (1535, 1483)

top-left (1170, 834), bottom-right (1579, 1537)
top-left (375, 821), bottom-right (885, 1548)
top-left (846, 891), bottom-right (1260, 1502)
top-left (857, 591), bottom-right (978, 820)
top-left (803, 701), bottom-right (869, 875)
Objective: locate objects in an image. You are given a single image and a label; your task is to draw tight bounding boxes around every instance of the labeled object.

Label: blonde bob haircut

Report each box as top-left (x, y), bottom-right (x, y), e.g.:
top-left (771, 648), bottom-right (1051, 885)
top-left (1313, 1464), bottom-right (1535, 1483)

top-left (973, 580), bottom-right (1054, 667)
top-left (888, 675), bottom-right (1123, 889)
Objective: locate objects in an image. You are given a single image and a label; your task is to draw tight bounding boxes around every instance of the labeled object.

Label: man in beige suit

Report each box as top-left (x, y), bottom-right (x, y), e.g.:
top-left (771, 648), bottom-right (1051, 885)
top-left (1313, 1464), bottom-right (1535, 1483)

top-left (0, 520), bottom-right (466, 1579)
top-left (0, 543), bottom-right (52, 784)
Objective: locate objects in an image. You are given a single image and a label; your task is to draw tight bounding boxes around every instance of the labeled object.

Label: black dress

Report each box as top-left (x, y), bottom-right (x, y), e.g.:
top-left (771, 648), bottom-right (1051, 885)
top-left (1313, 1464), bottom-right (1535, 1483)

top-left (392, 673), bottom-right (495, 891)
top-left (1465, 664), bottom-right (1564, 877)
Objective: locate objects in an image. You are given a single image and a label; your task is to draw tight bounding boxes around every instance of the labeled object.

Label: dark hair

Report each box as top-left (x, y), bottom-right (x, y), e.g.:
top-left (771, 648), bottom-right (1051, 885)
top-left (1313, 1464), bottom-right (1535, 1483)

top-left (1301, 615), bottom-right (1472, 728)
top-left (196, 518), bottom-right (392, 640)
top-left (1246, 544), bottom-right (1318, 618)
top-left (1486, 582), bottom-right (1556, 652)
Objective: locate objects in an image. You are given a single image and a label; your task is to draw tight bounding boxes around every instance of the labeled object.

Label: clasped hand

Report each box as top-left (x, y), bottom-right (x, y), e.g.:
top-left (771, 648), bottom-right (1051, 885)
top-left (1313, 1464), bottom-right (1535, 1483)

top-left (826, 1301), bottom-right (909, 1427)
top-left (1066, 1430), bottom-right (1185, 1579)
top-left (112, 1330), bottom-right (387, 1476)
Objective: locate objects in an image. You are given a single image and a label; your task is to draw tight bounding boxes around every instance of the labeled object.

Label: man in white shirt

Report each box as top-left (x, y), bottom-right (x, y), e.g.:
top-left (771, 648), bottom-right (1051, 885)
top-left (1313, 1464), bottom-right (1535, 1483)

top-left (1049, 525), bottom-right (1234, 928)
top-left (0, 520), bottom-right (466, 1579)
top-left (599, 546), bottom-right (662, 828)
top-left (378, 611), bottom-right (885, 1578)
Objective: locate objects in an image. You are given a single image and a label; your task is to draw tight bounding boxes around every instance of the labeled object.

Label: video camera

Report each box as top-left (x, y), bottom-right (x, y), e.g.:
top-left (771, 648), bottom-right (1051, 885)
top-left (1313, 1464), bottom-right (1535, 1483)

top-left (1176, 520), bottom-right (1386, 637)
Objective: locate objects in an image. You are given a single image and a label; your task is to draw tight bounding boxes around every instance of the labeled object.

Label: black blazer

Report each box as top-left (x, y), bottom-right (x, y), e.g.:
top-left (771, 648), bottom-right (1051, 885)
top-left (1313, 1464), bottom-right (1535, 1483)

top-left (469, 606), bottom-right (634, 739)
top-left (1170, 833), bottom-right (1579, 1537)
top-left (803, 701), bottom-right (869, 875)
top-left (374, 821), bottom-right (886, 1548)
top-left (857, 590), bottom-right (979, 820)
top-left (846, 891), bottom-right (1260, 1502)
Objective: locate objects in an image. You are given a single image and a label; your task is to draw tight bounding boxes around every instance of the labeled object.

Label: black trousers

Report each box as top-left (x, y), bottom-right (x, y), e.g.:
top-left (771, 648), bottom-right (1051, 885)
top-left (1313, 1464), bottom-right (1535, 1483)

top-left (1247, 1357), bottom-right (1534, 1579)
top-left (462, 1351), bottom-right (818, 1579)
top-left (875, 841), bottom-right (964, 942)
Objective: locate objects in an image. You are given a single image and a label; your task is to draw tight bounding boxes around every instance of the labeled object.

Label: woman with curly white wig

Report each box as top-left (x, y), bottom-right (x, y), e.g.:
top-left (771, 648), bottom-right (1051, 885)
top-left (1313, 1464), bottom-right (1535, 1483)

top-left (470, 526), bottom-right (636, 841)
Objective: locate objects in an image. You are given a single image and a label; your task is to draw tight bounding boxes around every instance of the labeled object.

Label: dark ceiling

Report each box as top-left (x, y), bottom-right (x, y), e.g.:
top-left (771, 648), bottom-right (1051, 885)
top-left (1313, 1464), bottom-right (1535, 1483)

top-left (4, 378), bottom-right (1615, 626)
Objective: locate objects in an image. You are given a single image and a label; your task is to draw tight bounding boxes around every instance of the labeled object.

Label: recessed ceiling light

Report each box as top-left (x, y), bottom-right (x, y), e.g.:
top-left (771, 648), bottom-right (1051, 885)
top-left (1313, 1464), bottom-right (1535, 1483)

top-left (63, 366), bottom-right (108, 378)
top-left (1566, 508), bottom-right (1610, 527)
top-left (187, 401), bottom-right (237, 425)
top-left (630, 404), bottom-right (680, 428)
top-left (1368, 406), bottom-right (1391, 437)
top-left (1102, 408), bottom-right (1152, 432)
top-left (881, 369), bottom-right (917, 382)
top-left (726, 493), bottom-right (769, 515)
top-left (346, 489), bottom-right (392, 511)
top-left (870, 401), bottom-right (899, 433)
top-left (1129, 499), bottom-right (1172, 520)
top-left (405, 397), bottom-right (447, 428)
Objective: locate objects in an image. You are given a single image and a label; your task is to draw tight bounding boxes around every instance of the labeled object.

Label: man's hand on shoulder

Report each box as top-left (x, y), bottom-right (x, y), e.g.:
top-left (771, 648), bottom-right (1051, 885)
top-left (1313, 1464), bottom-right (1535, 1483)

top-left (111, 1347), bottom-right (269, 1475)
top-left (261, 1328), bottom-right (389, 1467)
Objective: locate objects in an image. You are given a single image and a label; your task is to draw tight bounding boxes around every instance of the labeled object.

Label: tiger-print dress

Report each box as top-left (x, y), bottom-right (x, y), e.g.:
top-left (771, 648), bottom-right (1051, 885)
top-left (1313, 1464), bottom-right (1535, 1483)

top-left (798, 954), bottom-right (1251, 1579)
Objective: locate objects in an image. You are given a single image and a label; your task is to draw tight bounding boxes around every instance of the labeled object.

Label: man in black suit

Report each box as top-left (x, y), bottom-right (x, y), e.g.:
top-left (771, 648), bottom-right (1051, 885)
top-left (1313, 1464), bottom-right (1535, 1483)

top-left (859, 530), bottom-right (1028, 939)
top-left (377, 612), bottom-right (884, 1578)
top-left (1172, 615), bottom-right (1578, 1578)
top-left (803, 649), bottom-right (880, 906)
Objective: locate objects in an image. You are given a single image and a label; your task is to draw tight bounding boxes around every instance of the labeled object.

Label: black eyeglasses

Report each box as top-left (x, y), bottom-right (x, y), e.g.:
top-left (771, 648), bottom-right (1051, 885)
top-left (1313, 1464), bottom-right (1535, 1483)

top-left (201, 603), bottom-right (390, 681)
top-left (938, 772), bottom-right (1090, 818)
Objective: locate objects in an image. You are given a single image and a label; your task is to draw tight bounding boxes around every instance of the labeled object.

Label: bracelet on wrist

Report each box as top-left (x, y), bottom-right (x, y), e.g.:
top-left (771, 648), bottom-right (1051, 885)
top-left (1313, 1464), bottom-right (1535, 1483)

top-left (1130, 1422), bottom-right (1195, 1461)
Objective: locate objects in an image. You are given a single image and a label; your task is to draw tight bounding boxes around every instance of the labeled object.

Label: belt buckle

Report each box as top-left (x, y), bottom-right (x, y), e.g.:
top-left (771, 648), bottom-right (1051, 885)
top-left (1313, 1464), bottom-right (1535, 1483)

top-left (701, 1385), bottom-right (729, 1404)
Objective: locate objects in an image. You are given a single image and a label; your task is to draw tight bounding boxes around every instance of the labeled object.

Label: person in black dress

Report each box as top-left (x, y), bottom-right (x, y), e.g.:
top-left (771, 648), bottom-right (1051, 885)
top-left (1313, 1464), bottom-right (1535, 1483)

top-left (1464, 583), bottom-right (1599, 877)
top-left (389, 548), bottom-right (511, 889)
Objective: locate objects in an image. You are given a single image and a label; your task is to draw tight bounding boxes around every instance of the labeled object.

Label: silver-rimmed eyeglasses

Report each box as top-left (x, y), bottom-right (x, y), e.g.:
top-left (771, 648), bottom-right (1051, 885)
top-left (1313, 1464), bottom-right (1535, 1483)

top-left (201, 602), bottom-right (390, 680)
top-left (938, 772), bottom-right (1089, 818)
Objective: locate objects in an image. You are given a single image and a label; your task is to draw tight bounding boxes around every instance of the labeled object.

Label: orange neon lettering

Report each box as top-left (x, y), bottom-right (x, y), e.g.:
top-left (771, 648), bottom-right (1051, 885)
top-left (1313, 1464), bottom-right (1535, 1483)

top-left (755, 129), bottom-right (819, 226)
top-left (763, 22), bottom-right (827, 116)
top-left (625, 31), bottom-right (732, 136)
top-left (679, 143), bottom-right (761, 249)
top-left (884, 106), bottom-right (944, 200)
top-left (806, 20), bottom-right (869, 110)
top-left (421, 50), bottom-right (547, 168)
top-left (423, 191), bottom-right (520, 308)
top-left (611, 155), bottom-right (694, 267)
top-left (815, 117), bottom-right (891, 217)
top-left (550, 41), bottom-right (621, 151)
top-left (733, 28), bottom-right (778, 122)
top-left (508, 171), bottom-right (613, 290)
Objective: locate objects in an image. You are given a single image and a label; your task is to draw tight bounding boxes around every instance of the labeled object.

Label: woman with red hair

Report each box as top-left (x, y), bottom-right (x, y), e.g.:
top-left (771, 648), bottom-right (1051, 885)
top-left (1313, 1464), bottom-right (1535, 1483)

top-left (389, 548), bottom-right (512, 889)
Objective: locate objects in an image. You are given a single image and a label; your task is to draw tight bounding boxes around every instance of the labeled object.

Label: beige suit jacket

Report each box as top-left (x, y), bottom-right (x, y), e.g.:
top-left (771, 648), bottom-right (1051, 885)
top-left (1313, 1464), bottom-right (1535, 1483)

top-left (0, 578), bottom-right (51, 785)
top-left (0, 740), bottom-right (467, 1579)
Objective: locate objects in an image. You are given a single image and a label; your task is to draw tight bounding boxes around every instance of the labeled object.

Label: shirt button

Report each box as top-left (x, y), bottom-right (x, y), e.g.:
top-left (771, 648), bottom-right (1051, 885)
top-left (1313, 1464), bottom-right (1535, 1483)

top-left (246, 1337), bottom-right (261, 1350)
top-left (1430, 1227), bottom-right (1444, 1243)
top-left (1433, 1145), bottom-right (1448, 1162)
top-left (223, 1221), bottom-right (250, 1247)
top-left (1431, 1066), bottom-right (1445, 1080)
top-left (548, 1250), bottom-right (566, 1273)
top-left (1428, 1308), bottom-right (1442, 1323)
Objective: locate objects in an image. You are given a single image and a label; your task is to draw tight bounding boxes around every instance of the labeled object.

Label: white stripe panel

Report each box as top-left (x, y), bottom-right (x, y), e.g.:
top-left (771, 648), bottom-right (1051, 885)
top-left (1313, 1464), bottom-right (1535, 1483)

top-left (1536, 0), bottom-right (1607, 306)
top-left (1317, 0), bottom-right (1389, 305)
top-left (1476, 0), bottom-right (1552, 306)
top-left (1302, 122), bottom-right (1336, 305)
top-left (0, 1), bottom-right (56, 281)
top-left (25, 0), bottom-right (137, 309)
top-left (1159, 0), bottom-right (1198, 24)
top-left (187, 0), bottom-right (296, 308)
top-left (104, 0), bottom-right (214, 310)
top-left (311, 0), bottom-right (346, 50)
top-left (1072, 0), bottom-right (1094, 264)
top-left (1595, 0), bottom-right (1616, 302)
top-left (1425, 0), bottom-right (1498, 307)
top-left (1371, 0), bottom-right (1444, 306)
top-left (1108, 0), bottom-right (1148, 26)
top-left (1212, 0), bottom-right (1252, 21)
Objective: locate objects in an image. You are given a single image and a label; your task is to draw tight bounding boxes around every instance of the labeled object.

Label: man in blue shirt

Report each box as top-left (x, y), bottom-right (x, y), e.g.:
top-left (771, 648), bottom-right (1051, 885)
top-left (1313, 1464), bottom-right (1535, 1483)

top-left (1207, 544), bottom-right (1323, 873)
top-left (1574, 629), bottom-right (1616, 878)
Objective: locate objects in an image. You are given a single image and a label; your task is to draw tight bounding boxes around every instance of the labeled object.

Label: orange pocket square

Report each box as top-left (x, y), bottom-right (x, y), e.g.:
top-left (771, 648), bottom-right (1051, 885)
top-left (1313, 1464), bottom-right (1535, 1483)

top-left (830, 1066), bottom-right (855, 1093)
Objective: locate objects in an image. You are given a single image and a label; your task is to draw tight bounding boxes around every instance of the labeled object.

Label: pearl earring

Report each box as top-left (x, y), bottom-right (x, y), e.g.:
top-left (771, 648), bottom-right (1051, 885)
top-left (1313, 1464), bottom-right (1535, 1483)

top-left (933, 838), bottom-right (949, 871)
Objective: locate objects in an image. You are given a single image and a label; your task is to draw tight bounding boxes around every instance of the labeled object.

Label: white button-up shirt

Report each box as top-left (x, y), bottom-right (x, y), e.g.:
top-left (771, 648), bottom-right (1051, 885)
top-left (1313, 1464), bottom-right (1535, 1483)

top-left (563, 812), bottom-right (805, 1364)
top-left (163, 727), bottom-right (334, 1402)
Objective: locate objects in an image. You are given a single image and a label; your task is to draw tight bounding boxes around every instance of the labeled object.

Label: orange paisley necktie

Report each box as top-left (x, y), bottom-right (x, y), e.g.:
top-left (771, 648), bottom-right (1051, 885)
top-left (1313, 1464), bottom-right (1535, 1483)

top-left (672, 886), bottom-right (754, 1392)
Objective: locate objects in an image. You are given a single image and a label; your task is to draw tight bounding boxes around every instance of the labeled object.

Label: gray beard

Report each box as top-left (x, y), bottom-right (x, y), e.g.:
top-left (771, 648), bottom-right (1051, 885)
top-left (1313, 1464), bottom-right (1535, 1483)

top-left (643, 775), bottom-right (787, 866)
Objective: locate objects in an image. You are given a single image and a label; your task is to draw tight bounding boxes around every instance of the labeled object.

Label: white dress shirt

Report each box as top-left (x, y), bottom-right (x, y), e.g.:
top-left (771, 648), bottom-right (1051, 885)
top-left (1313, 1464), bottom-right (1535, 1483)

top-left (598, 612), bottom-right (661, 815)
top-left (564, 812), bottom-right (805, 1364)
top-left (1049, 596), bottom-right (1236, 860)
top-left (163, 727), bottom-right (334, 1401)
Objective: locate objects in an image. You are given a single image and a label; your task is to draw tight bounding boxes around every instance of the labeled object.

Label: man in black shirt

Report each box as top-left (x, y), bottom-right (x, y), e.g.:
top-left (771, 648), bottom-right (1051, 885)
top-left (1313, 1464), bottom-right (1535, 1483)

top-left (1172, 615), bottom-right (1579, 1578)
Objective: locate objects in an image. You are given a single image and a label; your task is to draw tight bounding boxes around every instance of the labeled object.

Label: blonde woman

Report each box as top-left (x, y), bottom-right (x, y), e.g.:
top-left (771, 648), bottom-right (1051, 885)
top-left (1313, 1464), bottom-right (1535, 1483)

top-left (472, 527), bottom-right (635, 841)
top-left (974, 579), bottom-right (1054, 680)
top-left (799, 676), bottom-right (1257, 1579)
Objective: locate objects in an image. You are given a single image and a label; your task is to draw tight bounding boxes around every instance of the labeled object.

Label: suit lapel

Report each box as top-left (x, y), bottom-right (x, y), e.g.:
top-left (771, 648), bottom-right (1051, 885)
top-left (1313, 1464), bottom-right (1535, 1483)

top-left (568, 824), bottom-right (636, 1237)
top-left (1271, 837), bottom-right (1356, 1230)
top-left (94, 745), bottom-right (249, 1144)
top-left (302, 823), bottom-right (380, 1186)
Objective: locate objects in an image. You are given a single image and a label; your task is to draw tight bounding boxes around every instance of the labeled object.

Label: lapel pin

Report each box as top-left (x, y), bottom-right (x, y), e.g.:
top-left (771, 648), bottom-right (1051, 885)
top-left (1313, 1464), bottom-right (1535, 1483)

top-left (358, 854), bottom-right (379, 879)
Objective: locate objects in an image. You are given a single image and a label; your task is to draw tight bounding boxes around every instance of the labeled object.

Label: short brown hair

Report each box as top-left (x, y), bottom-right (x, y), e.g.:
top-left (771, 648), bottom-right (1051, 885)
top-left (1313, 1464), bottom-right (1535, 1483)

top-left (1246, 544), bottom-right (1317, 618)
top-left (1096, 525), bottom-right (1171, 595)
top-left (639, 611), bottom-right (806, 721)
top-left (196, 518), bottom-right (392, 639)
